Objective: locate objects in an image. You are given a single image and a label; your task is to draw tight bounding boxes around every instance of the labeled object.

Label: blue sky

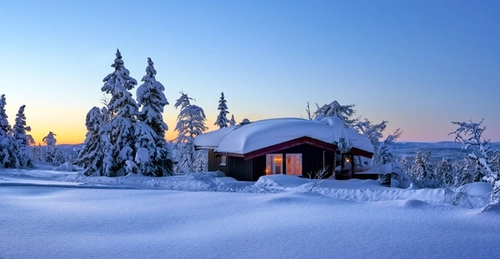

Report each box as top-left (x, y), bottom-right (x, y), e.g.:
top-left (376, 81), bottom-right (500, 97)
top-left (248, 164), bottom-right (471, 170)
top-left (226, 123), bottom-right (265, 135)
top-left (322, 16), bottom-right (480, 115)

top-left (0, 0), bottom-right (499, 144)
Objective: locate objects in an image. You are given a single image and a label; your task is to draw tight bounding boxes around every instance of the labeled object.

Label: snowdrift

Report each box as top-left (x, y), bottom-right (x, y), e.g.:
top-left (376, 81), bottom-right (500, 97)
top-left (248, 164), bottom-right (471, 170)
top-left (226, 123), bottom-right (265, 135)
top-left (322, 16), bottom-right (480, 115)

top-left (0, 165), bottom-right (493, 209)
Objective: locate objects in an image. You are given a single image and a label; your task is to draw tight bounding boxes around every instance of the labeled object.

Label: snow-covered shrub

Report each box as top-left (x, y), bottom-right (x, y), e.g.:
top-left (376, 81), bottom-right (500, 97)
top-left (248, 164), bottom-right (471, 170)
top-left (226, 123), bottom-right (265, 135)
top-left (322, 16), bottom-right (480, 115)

top-left (449, 120), bottom-right (499, 205)
top-left (41, 131), bottom-right (68, 166)
top-left (43, 146), bottom-right (68, 166)
top-left (306, 166), bottom-right (330, 191)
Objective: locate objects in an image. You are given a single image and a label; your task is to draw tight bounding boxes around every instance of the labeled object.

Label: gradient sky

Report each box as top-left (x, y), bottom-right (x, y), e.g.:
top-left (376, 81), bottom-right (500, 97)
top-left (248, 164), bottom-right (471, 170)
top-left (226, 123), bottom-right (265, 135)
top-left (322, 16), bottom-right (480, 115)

top-left (1, 0), bottom-right (499, 144)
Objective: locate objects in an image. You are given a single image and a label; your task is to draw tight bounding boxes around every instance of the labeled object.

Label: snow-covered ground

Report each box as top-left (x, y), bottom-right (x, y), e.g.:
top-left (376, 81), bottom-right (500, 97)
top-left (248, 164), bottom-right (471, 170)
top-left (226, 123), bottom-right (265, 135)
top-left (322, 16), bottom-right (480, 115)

top-left (1, 164), bottom-right (499, 259)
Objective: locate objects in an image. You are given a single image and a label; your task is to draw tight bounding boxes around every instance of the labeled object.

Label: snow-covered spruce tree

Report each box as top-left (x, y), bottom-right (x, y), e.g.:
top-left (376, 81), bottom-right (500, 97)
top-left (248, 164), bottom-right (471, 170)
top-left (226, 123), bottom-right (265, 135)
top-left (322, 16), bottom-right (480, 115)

top-left (313, 100), bottom-right (358, 126)
top-left (229, 114), bottom-right (236, 126)
top-left (0, 94), bottom-right (10, 137)
top-left (74, 107), bottom-right (112, 176)
top-left (135, 57), bottom-right (173, 176)
top-left (453, 158), bottom-right (474, 186)
top-left (11, 105), bottom-right (33, 167)
top-left (100, 49), bottom-right (139, 177)
top-left (173, 92), bottom-right (207, 174)
top-left (409, 150), bottom-right (437, 188)
top-left (41, 131), bottom-right (67, 166)
top-left (449, 119), bottom-right (499, 205)
top-left (435, 157), bottom-right (454, 187)
top-left (0, 94), bottom-right (13, 167)
top-left (193, 150), bottom-right (208, 172)
top-left (214, 92), bottom-right (229, 128)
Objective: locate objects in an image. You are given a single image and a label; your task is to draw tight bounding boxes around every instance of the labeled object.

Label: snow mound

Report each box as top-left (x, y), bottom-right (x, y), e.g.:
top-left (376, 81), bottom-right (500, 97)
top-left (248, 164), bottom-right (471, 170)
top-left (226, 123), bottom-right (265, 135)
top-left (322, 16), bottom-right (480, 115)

top-left (398, 199), bottom-right (433, 209)
top-left (0, 166), bottom-right (495, 210)
top-left (254, 174), bottom-right (308, 189)
top-left (52, 162), bottom-right (76, 172)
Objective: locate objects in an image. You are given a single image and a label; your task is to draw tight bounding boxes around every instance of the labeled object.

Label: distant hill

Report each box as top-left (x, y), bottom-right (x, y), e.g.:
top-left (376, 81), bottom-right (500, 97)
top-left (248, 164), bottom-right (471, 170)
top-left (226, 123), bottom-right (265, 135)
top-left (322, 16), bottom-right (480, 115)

top-left (393, 141), bottom-right (500, 162)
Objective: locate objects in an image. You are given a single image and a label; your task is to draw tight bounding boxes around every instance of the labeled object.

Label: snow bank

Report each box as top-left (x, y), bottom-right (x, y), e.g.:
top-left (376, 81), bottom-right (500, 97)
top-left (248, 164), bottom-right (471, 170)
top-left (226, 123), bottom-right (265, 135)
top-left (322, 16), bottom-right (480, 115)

top-left (52, 162), bottom-right (76, 172)
top-left (0, 166), bottom-right (494, 209)
top-left (1, 181), bottom-right (499, 259)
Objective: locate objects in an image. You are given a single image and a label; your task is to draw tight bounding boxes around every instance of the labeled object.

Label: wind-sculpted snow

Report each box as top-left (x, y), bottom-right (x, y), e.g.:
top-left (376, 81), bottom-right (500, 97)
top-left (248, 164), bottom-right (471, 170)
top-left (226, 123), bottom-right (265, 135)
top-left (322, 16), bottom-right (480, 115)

top-left (0, 166), bottom-right (493, 209)
top-left (1, 166), bottom-right (499, 259)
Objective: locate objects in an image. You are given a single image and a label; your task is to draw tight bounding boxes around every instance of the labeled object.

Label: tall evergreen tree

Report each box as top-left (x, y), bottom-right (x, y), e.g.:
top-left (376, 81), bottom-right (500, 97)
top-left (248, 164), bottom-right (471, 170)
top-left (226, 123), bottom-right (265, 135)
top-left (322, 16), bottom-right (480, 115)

top-left (214, 92), bottom-right (229, 128)
top-left (135, 57), bottom-right (173, 176)
top-left (174, 92), bottom-right (207, 173)
top-left (0, 94), bottom-right (13, 167)
top-left (229, 114), bottom-right (236, 126)
top-left (100, 49), bottom-right (139, 176)
top-left (0, 94), bottom-right (10, 137)
top-left (75, 107), bottom-right (110, 176)
top-left (11, 105), bottom-right (33, 167)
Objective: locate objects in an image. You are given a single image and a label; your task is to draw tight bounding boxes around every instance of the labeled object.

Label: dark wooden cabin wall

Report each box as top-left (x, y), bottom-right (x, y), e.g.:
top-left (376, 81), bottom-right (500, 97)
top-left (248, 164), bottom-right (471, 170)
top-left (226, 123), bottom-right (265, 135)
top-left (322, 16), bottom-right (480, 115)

top-left (210, 144), bottom-right (336, 181)
top-left (207, 149), bottom-right (227, 175)
top-left (226, 157), bottom-right (253, 181)
top-left (249, 144), bottom-right (335, 180)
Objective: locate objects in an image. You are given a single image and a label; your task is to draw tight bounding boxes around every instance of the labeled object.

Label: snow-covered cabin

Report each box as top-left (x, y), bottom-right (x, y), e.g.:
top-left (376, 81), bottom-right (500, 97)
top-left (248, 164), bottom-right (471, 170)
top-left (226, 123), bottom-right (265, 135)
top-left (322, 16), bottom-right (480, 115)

top-left (194, 117), bottom-right (374, 181)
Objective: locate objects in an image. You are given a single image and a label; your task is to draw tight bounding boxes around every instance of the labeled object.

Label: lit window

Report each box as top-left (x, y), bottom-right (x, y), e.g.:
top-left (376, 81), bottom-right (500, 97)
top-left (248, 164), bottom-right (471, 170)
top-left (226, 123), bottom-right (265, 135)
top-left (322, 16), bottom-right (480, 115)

top-left (286, 154), bottom-right (302, 175)
top-left (220, 155), bottom-right (226, 166)
top-left (266, 154), bottom-right (283, 175)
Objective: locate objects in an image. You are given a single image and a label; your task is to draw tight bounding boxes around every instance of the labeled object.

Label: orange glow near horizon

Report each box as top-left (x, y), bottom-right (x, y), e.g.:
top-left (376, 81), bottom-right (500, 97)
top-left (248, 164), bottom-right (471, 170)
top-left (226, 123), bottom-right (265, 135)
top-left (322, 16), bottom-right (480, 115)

top-left (23, 111), bottom-right (496, 146)
top-left (28, 117), bottom-right (184, 145)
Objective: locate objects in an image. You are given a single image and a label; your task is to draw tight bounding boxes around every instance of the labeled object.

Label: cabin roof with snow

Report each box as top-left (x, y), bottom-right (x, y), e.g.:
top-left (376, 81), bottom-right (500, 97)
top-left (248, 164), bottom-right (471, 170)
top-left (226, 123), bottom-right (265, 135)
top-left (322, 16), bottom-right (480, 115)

top-left (194, 117), bottom-right (374, 159)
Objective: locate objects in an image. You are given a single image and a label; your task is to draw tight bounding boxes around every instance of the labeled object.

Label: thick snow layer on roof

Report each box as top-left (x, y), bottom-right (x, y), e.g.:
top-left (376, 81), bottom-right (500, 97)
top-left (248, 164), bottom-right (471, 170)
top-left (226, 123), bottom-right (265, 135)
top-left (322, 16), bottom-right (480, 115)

top-left (194, 125), bottom-right (240, 149)
top-left (195, 117), bottom-right (373, 154)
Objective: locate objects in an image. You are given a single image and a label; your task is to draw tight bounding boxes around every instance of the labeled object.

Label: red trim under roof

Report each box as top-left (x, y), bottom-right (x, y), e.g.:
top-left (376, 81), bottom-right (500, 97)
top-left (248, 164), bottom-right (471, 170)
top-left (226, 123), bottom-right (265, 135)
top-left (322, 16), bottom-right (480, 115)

top-left (349, 147), bottom-right (374, 159)
top-left (244, 137), bottom-right (337, 160)
top-left (215, 136), bottom-right (373, 160)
